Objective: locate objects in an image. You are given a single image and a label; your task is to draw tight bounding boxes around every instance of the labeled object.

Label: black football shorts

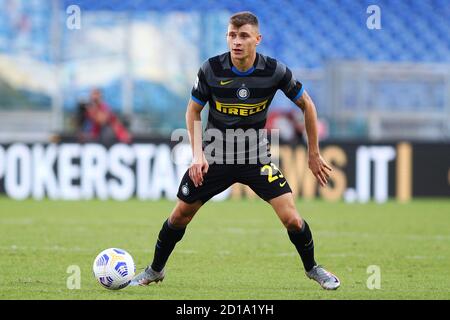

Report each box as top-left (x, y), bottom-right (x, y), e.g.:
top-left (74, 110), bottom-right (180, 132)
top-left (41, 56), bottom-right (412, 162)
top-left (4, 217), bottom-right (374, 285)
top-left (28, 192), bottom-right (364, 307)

top-left (177, 162), bottom-right (292, 204)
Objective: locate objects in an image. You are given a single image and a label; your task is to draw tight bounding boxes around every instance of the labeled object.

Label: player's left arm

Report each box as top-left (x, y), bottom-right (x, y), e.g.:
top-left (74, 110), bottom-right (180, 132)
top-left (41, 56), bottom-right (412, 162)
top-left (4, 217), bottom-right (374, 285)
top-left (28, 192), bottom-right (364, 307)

top-left (295, 90), bottom-right (332, 187)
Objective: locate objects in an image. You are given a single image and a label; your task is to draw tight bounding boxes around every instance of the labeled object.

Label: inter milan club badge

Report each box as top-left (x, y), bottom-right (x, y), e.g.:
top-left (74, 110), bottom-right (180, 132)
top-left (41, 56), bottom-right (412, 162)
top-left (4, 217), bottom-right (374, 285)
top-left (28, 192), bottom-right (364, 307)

top-left (181, 183), bottom-right (190, 196)
top-left (237, 84), bottom-right (250, 100)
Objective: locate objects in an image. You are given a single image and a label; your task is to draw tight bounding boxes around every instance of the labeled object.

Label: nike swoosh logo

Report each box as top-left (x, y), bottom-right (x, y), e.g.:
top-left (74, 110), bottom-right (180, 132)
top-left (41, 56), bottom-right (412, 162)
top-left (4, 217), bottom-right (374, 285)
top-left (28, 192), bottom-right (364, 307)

top-left (279, 181), bottom-right (287, 187)
top-left (220, 80), bottom-right (234, 85)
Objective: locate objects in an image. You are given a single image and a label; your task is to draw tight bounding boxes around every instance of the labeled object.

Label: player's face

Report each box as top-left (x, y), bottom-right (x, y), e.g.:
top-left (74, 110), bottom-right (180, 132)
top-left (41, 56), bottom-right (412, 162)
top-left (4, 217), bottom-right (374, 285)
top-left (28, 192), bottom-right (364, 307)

top-left (227, 24), bottom-right (261, 61)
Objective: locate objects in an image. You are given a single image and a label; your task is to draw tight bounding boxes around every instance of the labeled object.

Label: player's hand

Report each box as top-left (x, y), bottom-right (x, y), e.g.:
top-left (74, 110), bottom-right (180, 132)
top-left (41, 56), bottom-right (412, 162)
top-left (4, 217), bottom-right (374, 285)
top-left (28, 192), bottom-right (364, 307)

top-left (308, 152), bottom-right (332, 187)
top-left (189, 153), bottom-right (209, 187)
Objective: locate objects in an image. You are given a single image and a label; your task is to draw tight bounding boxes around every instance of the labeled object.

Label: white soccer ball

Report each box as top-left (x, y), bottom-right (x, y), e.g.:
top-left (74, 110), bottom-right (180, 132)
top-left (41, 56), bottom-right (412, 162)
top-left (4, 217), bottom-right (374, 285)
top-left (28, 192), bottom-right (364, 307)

top-left (93, 248), bottom-right (135, 290)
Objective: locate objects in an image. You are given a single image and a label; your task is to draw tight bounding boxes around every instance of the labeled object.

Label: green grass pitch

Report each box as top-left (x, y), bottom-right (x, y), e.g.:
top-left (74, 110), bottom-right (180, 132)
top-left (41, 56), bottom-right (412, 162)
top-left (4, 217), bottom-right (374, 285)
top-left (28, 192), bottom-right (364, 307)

top-left (0, 197), bottom-right (449, 300)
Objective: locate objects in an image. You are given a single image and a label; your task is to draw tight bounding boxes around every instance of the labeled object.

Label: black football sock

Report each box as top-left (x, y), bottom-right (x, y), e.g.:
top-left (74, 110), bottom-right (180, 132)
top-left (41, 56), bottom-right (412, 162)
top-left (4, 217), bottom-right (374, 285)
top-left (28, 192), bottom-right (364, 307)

top-left (288, 220), bottom-right (317, 272)
top-left (150, 219), bottom-right (186, 272)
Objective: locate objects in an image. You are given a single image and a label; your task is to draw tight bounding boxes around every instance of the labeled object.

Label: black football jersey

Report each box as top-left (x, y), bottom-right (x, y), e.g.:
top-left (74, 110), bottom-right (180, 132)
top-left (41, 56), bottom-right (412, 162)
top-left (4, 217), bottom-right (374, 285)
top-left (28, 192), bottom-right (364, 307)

top-left (191, 52), bottom-right (304, 162)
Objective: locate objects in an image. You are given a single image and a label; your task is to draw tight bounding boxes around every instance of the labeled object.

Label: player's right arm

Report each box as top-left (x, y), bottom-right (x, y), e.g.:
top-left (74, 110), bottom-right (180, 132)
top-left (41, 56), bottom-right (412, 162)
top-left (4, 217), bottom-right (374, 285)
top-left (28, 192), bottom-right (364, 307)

top-left (187, 63), bottom-right (211, 187)
top-left (186, 99), bottom-right (208, 187)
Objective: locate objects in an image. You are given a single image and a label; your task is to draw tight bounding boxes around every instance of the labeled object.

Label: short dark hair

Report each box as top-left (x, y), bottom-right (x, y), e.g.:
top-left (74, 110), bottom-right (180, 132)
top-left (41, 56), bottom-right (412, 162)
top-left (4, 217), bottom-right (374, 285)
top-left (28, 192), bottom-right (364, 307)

top-left (229, 11), bottom-right (259, 28)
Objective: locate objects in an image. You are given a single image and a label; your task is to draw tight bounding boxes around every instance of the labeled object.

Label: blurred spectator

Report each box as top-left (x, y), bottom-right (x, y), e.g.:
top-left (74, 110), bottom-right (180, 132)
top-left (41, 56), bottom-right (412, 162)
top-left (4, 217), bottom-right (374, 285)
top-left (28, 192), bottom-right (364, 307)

top-left (266, 109), bottom-right (329, 145)
top-left (266, 109), bottom-right (305, 145)
top-left (76, 89), bottom-right (131, 145)
top-left (75, 100), bottom-right (90, 142)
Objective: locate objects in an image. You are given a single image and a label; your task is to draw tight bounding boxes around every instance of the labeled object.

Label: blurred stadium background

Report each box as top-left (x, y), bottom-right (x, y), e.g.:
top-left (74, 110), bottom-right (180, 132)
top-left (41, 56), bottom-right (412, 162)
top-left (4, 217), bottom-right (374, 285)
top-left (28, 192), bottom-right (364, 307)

top-left (1, 0), bottom-right (449, 140)
top-left (0, 0), bottom-right (448, 202)
top-left (0, 0), bottom-right (449, 300)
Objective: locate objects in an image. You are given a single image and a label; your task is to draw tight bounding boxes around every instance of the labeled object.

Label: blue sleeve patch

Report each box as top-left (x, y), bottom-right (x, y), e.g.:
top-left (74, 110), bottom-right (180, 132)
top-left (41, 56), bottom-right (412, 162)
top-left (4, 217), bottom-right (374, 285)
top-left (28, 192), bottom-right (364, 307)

top-left (292, 86), bottom-right (304, 102)
top-left (191, 95), bottom-right (206, 106)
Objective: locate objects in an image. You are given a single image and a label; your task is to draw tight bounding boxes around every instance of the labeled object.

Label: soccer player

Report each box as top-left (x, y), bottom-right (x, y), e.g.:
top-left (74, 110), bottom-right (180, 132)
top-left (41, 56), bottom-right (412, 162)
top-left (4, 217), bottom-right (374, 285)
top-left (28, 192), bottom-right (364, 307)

top-left (131, 12), bottom-right (340, 290)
